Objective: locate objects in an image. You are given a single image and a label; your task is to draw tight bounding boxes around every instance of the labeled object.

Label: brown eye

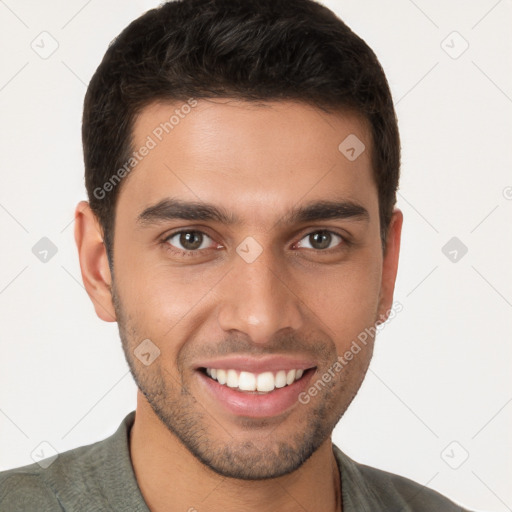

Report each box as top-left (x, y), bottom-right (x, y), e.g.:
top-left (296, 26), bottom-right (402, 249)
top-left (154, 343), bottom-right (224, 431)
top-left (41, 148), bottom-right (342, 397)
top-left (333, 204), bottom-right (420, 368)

top-left (165, 230), bottom-right (213, 252)
top-left (296, 231), bottom-right (343, 251)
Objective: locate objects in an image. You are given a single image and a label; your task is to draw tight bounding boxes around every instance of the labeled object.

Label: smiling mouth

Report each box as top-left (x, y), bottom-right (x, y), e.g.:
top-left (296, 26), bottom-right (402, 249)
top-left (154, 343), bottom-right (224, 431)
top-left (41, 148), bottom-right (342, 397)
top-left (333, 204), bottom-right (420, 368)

top-left (199, 367), bottom-right (315, 394)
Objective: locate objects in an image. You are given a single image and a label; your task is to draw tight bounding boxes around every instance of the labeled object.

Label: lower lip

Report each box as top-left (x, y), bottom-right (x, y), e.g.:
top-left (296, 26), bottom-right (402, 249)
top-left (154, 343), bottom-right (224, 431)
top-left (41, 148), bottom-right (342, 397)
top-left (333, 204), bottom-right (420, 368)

top-left (197, 369), bottom-right (316, 418)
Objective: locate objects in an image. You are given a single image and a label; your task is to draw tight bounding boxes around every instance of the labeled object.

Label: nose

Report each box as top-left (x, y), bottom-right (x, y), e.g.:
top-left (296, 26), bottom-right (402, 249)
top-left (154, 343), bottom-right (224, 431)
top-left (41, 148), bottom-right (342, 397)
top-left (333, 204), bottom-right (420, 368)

top-left (216, 246), bottom-right (305, 345)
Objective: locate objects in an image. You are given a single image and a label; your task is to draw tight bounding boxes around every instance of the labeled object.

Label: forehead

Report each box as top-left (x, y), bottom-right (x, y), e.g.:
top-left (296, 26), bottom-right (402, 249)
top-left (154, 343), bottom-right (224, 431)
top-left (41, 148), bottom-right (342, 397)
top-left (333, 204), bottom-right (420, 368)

top-left (118, 98), bottom-right (377, 228)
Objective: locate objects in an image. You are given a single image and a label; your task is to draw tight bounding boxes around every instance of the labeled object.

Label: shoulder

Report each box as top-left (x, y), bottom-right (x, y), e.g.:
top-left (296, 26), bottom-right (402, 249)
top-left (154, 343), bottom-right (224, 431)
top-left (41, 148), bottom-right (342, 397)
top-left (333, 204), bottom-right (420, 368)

top-left (0, 439), bottom-right (110, 511)
top-left (0, 412), bottom-right (136, 512)
top-left (355, 461), bottom-right (469, 511)
top-left (332, 444), bottom-right (472, 511)
top-left (0, 464), bottom-right (63, 511)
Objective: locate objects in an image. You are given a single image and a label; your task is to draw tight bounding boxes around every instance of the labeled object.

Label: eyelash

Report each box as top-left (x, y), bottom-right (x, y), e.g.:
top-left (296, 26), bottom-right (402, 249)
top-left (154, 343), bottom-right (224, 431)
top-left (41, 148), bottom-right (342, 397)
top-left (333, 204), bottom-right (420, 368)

top-left (161, 229), bottom-right (349, 257)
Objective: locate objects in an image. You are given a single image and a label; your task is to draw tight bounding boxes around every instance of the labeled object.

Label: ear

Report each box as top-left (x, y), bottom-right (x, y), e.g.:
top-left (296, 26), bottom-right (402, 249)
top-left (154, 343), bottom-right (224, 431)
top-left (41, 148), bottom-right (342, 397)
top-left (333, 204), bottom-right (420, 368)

top-left (376, 207), bottom-right (403, 324)
top-left (74, 201), bottom-right (116, 322)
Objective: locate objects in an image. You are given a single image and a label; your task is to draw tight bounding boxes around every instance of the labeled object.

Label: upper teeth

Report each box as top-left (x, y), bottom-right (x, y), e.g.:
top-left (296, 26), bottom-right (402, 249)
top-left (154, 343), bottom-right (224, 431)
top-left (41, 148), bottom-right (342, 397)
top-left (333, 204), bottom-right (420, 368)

top-left (205, 368), bottom-right (305, 392)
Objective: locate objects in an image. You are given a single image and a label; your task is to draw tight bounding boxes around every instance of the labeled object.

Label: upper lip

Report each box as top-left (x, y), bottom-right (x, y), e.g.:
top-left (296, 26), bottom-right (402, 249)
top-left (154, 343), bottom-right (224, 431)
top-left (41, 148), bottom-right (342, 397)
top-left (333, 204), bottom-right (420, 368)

top-left (194, 355), bottom-right (317, 373)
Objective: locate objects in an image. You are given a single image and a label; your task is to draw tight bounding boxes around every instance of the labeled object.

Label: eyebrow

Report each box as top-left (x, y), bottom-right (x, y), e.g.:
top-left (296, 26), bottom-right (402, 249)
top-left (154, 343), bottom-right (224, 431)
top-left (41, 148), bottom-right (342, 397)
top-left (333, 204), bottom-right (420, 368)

top-left (136, 197), bottom-right (370, 228)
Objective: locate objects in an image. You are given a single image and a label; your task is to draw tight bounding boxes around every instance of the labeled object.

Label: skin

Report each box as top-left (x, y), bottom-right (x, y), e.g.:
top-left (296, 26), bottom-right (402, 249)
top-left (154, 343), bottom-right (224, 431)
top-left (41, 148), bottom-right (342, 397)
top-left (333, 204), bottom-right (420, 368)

top-left (74, 98), bottom-right (403, 512)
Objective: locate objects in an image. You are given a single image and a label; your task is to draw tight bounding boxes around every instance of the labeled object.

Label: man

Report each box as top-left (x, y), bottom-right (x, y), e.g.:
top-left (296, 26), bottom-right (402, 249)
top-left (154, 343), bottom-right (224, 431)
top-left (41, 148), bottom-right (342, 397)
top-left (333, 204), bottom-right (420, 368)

top-left (0, 0), bottom-right (472, 510)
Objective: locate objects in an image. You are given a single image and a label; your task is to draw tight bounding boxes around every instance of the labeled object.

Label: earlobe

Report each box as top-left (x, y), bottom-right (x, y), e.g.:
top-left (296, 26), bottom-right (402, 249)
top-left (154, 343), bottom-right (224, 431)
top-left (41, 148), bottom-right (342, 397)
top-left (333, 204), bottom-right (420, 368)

top-left (74, 201), bottom-right (117, 322)
top-left (377, 207), bottom-right (403, 324)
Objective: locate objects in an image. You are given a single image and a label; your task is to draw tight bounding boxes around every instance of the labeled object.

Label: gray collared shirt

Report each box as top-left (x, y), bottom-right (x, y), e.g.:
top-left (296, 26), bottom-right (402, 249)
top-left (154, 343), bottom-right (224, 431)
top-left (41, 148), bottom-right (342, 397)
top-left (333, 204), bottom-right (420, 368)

top-left (0, 411), bottom-right (471, 511)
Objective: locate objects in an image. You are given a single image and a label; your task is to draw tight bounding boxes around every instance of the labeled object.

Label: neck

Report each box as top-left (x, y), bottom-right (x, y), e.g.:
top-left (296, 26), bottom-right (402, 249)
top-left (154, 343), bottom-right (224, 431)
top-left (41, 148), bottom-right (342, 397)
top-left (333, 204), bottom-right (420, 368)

top-left (129, 396), bottom-right (342, 512)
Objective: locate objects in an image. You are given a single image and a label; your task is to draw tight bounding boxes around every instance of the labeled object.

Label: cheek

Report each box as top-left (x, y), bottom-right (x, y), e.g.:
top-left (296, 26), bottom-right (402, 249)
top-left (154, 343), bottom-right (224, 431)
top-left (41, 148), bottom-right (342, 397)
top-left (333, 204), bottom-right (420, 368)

top-left (114, 260), bottom-right (221, 344)
top-left (299, 258), bottom-right (382, 340)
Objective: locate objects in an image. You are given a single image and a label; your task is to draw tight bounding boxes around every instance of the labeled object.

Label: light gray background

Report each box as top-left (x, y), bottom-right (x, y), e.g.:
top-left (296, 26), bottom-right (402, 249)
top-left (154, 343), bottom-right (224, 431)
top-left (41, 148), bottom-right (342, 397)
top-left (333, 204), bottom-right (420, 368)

top-left (1, 1), bottom-right (511, 510)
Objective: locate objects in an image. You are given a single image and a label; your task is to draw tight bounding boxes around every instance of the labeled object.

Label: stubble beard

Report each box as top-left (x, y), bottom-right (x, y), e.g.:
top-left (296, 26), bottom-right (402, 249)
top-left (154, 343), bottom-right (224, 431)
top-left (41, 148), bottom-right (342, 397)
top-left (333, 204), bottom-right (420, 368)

top-left (112, 283), bottom-right (369, 480)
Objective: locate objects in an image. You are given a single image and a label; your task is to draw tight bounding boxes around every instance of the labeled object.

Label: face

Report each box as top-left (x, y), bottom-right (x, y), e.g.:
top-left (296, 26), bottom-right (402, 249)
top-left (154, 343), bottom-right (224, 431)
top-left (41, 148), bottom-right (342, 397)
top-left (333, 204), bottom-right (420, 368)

top-left (95, 99), bottom-right (401, 480)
